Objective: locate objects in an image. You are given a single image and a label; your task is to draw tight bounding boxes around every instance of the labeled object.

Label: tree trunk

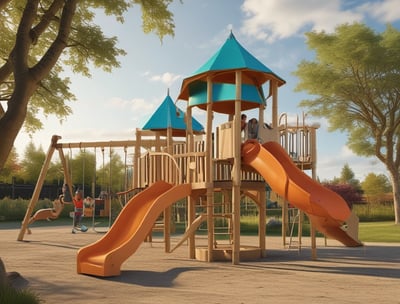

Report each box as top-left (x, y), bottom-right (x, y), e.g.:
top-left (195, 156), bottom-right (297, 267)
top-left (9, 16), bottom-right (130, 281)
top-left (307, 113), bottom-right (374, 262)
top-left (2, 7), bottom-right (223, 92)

top-left (0, 0), bottom-right (77, 170)
top-left (387, 167), bottom-right (400, 224)
top-left (0, 80), bottom-right (35, 169)
top-left (0, 108), bottom-right (27, 169)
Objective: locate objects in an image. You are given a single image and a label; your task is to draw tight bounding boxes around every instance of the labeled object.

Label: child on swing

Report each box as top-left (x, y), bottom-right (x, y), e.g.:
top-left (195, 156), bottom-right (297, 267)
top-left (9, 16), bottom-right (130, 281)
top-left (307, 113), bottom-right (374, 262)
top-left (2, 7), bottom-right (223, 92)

top-left (72, 189), bottom-right (87, 233)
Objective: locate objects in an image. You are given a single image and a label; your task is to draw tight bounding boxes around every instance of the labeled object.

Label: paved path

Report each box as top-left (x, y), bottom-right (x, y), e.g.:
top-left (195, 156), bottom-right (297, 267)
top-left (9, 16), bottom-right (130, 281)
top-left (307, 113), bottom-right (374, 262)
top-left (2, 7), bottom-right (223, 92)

top-left (1, 225), bottom-right (400, 304)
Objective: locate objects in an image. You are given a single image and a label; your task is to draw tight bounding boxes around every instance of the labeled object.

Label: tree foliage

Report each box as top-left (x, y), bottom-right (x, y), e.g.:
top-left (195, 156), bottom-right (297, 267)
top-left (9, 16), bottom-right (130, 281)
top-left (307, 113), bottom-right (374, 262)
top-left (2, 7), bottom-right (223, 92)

top-left (294, 23), bottom-right (400, 224)
top-left (19, 141), bottom-right (45, 183)
top-left (0, 0), bottom-right (175, 170)
top-left (361, 173), bottom-right (391, 196)
top-left (2, 141), bottom-right (127, 199)
top-left (323, 182), bottom-right (363, 208)
top-left (96, 149), bottom-right (126, 194)
top-left (0, 147), bottom-right (20, 183)
top-left (339, 163), bottom-right (354, 183)
top-left (68, 150), bottom-right (96, 195)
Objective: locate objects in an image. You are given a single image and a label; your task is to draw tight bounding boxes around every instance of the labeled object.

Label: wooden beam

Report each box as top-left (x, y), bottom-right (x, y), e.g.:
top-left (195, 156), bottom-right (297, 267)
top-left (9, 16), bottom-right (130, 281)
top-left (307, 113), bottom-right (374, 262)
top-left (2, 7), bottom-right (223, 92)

top-left (206, 76), bottom-right (214, 262)
top-left (232, 70), bottom-right (242, 264)
top-left (17, 135), bottom-right (61, 241)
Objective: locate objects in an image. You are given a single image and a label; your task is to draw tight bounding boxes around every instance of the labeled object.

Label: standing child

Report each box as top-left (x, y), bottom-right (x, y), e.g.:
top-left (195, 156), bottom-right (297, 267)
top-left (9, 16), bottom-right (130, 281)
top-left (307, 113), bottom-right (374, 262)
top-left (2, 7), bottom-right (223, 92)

top-left (72, 190), bottom-right (87, 233)
top-left (241, 114), bottom-right (247, 131)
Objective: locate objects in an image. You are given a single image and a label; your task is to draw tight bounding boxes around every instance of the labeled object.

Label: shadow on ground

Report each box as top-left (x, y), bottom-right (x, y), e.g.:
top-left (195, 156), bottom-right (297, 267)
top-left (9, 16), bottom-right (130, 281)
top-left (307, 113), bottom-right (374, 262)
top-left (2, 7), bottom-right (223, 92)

top-left (107, 266), bottom-right (207, 287)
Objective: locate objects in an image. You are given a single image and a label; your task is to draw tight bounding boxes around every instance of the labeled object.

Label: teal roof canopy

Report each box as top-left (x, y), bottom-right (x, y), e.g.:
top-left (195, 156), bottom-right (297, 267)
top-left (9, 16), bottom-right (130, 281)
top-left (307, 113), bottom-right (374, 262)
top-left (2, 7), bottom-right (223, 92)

top-left (188, 81), bottom-right (265, 111)
top-left (178, 33), bottom-right (285, 113)
top-left (193, 32), bottom-right (282, 78)
top-left (142, 94), bottom-right (204, 136)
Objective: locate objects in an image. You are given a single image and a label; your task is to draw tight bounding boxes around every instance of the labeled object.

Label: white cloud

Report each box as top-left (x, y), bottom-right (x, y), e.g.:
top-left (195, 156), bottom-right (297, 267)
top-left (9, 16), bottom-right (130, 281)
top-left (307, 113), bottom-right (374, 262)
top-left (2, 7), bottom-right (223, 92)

top-left (340, 145), bottom-right (356, 158)
top-left (130, 97), bottom-right (154, 112)
top-left (149, 72), bottom-right (182, 87)
top-left (317, 143), bottom-right (388, 181)
top-left (358, 0), bottom-right (400, 22)
top-left (240, 0), bottom-right (364, 42)
top-left (106, 97), bottom-right (155, 114)
top-left (107, 97), bottom-right (129, 109)
top-left (105, 97), bottom-right (156, 127)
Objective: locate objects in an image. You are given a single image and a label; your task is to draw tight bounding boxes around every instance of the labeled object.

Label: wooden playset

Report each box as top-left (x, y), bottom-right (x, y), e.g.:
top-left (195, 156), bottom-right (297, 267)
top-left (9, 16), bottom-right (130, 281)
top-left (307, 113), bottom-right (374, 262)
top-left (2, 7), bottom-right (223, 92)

top-left (18, 32), bottom-right (362, 277)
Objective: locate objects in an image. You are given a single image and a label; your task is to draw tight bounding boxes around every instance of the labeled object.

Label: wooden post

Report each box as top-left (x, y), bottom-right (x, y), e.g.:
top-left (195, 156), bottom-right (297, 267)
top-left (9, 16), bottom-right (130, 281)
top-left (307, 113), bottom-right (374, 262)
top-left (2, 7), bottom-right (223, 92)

top-left (298, 210), bottom-right (303, 249)
top-left (17, 135), bottom-right (61, 241)
top-left (311, 126), bottom-right (317, 259)
top-left (271, 80), bottom-right (278, 128)
top-left (282, 200), bottom-right (288, 246)
top-left (188, 194), bottom-right (196, 259)
top-left (186, 106), bottom-right (196, 259)
top-left (232, 70), bottom-right (242, 264)
top-left (206, 76), bottom-right (214, 262)
top-left (58, 147), bottom-right (74, 200)
top-left (259, 189), bottom-right (266, 257)
top-left (311, 223), bottom-right (317, 260)
top-left (164, 127), bottom-right (173, 253)
top-left (134, 128), bottom-right (140, 190)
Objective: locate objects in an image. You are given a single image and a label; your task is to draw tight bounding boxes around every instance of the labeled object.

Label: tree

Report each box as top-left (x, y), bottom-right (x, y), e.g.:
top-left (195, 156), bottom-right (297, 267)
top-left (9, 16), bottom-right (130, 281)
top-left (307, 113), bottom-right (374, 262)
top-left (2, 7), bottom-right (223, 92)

top-left (0, 147), bottom-right (20, 183)
top-left (322, 182), bottom-right (363, 209)
top-left (19, 141), bottom-right (45, 183)
top-left (339, 163), bottom-right (354, 183)
top-left (96, 149), bottom-right (125, 194)
top-left (362, 173), bottom-right (391, 196)
top-left (0, 0), bottom-right (175, 170)
top-left (68, 150), bottom-right (96, 195)
top-left (338, 163), bottom-right (362, 190)
top-left (294, 23), bottom-right (400, 224)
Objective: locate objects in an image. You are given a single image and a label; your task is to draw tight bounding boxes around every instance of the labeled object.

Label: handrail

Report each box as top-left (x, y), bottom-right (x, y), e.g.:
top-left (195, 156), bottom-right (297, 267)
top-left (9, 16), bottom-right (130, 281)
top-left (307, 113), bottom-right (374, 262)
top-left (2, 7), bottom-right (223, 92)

top-left (147, 151), bottom-right (182, 185)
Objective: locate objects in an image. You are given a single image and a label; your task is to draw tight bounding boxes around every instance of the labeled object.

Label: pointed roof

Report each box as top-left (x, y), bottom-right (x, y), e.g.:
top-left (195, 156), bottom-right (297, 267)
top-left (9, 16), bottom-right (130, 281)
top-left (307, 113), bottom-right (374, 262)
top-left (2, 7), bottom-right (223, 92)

top-left (194, 32), bottom-right (281, 76)
top-left (178, 32), bottom-right (285, 102)
top-left (142, 93), bottom-right (204, 137)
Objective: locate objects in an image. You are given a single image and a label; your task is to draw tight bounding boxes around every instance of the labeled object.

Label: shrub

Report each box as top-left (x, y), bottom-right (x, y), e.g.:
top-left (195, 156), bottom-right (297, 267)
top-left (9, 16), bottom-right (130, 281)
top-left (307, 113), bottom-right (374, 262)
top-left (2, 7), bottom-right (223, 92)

top-left (0, 197), bottom-right (122, 223)
top-left (353, 203), bottom-right (395, 221)
top-left (0, 198), bottom-right (73, 221)
top-left (0, 284), bottom-right (42, 304)
top-left (0, 198), bottom-right (30, 221)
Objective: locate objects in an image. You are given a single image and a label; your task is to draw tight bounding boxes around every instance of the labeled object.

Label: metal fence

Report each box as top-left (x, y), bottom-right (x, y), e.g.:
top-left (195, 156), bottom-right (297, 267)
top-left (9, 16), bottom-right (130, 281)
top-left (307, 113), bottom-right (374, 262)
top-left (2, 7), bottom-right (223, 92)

top-left (0, 183), bottom-right (63, 200)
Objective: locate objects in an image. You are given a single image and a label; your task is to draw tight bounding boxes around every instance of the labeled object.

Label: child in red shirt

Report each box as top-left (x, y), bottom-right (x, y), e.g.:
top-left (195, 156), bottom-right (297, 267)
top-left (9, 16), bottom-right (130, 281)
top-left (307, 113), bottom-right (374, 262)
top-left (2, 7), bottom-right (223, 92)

top-left (72, 190), bottom-right (86, 233)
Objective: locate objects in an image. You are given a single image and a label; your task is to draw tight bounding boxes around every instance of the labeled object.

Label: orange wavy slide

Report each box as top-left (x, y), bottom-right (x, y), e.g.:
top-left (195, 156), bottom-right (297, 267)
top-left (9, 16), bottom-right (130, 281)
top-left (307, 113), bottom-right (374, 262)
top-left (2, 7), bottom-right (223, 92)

top-left (77, 180), bottom-right (191, 277)
top-left (242, 140), bottom-right (362, 247)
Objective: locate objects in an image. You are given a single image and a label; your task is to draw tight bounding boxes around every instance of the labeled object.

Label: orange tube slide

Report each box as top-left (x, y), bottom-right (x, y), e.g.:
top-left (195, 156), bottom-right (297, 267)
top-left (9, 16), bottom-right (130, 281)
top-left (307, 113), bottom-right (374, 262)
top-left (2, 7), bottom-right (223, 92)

top-left (242, 140), bottom-right (362, 247)
top-left (77, 181), bottom-right (191, 277)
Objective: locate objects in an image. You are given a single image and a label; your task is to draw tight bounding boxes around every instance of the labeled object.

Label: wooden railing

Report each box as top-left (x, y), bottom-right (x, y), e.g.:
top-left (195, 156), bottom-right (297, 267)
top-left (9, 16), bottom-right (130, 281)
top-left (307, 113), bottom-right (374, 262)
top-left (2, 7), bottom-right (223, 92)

top-left (136, 151), bottom-right (182, 187)
top-left (135, 140), bottom-right (266, 188)
top-left (174, 151), bottom-right (206, 184)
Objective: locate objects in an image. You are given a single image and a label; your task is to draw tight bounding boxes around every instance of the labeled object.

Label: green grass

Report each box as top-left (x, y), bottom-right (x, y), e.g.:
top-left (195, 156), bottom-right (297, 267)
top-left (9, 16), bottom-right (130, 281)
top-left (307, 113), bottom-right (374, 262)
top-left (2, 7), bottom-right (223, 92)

top-left (358, 221), bottom-right (400, 242)
top-left (2, 205), bottom-right (398, 243)
top-left (353, 203), bottom-right (395, 222)
top-left (237, 216), bottom-right (400, 243)
top-left (0, 284), bottom-right (42, 304)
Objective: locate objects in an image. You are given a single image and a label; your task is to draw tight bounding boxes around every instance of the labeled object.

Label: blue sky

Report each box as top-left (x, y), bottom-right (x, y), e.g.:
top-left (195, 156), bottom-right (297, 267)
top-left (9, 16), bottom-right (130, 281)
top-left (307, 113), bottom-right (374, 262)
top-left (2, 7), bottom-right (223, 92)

top-left (14, 0), bottom-right (400, 181)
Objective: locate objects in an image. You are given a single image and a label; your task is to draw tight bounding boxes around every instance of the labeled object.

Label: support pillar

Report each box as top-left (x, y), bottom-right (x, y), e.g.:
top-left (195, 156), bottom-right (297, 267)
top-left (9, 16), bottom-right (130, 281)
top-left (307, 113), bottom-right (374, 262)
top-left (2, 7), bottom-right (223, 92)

top-left (18, 135), bottom-right (61, 241)
top-left (232, 70), bottom-right (242, 264)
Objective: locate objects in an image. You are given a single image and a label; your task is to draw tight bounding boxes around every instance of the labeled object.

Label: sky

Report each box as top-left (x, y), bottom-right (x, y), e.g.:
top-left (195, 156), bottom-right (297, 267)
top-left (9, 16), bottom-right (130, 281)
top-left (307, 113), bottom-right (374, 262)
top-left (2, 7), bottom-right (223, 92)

top-left (13, 0), bottom-right (400, 181)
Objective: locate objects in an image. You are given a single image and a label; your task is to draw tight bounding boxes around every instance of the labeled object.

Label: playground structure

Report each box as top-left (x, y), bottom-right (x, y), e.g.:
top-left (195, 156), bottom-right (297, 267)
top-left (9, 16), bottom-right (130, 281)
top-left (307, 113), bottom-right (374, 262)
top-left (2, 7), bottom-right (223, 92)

top-left (18, 32), bottom-right (362, 277)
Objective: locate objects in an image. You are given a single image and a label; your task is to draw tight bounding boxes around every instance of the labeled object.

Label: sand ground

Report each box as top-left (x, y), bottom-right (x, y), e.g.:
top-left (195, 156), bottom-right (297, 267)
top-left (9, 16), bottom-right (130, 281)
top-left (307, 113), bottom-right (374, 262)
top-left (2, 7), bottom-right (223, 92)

top-left (1, 224), bottom-right (400, 304)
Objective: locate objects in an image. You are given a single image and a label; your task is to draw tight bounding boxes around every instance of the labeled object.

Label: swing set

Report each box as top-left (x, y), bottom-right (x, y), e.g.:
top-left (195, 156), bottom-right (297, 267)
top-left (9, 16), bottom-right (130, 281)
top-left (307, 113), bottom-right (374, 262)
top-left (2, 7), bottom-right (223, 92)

top-left (17, 130), bottom-right (178, 241)
top-left (17, 136), bottom-right (136, 240)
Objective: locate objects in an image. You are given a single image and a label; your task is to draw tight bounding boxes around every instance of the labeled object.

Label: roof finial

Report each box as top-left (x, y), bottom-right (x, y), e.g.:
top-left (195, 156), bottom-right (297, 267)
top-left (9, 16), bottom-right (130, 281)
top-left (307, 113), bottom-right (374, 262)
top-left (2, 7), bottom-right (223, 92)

top-left (228, 24), bottom-right (234, 38)
top-left (167, 88), bottom-right (170, 96)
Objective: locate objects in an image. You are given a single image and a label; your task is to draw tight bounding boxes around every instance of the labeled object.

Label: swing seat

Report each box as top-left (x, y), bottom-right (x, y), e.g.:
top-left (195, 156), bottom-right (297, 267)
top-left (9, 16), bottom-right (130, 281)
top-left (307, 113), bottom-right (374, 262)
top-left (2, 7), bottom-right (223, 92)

top-left (84, 208), bottom-right (93, 217)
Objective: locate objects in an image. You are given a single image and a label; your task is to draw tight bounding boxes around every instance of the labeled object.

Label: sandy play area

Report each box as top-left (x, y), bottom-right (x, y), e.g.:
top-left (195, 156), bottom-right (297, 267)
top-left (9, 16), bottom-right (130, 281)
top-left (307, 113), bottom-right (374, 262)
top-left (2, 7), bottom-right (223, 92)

top-left (1, 224), bottom-right (400, 304)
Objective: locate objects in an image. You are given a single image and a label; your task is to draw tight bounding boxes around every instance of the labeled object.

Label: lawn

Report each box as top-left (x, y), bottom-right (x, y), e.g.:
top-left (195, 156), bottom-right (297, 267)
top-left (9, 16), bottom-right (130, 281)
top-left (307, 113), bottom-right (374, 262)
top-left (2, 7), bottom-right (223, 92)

top-left (239, 216), bottom-right (400, 243)
top-left (358, 221), bottom-right (400, 242)
top-left (1, 218), bottom-right (399, 243)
